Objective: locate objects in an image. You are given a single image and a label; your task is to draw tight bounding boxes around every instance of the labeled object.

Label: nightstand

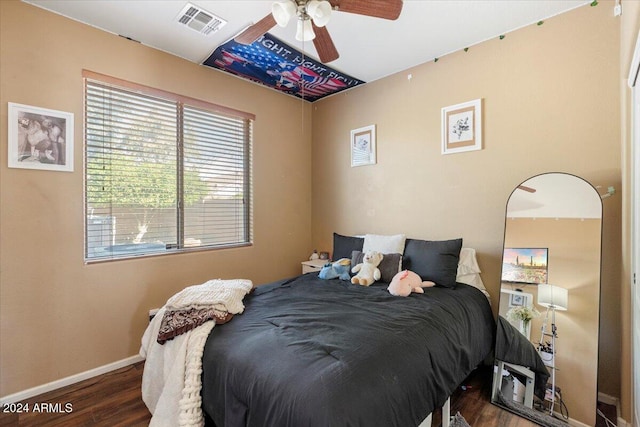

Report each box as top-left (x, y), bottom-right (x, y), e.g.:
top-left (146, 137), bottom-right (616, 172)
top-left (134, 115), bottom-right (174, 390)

top-left (301, 259), bottom-right (327, 274)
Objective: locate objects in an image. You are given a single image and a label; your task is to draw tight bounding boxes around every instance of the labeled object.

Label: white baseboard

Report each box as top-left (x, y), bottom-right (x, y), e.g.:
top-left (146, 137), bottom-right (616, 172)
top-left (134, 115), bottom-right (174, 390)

top-left (597, 391), bottom-right (631, 427)
top-left (567, 416), bottom-right (591, 427)
top-left (0, 354), bottom-right (144, 405)
top-left (617, 417), bottom-right (629, 427)
top-left (598, 391), bottom-right (620, 406)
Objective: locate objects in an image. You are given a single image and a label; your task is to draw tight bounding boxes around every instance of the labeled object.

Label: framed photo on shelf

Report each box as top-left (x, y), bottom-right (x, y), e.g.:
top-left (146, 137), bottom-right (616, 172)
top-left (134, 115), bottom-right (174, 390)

top-left (441, 98), bottom-right (482, 155)
top-left (350, 124), bottom-right (376, 167)
top-left (7, 102), bottom-right (74, 172)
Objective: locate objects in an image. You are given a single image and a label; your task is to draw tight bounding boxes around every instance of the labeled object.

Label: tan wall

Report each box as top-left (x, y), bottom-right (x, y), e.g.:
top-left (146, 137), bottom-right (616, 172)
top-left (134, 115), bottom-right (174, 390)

top-left (0, 1), bottom-right (312, 397)
top-left (502, 218), bottom-right (601, 426)
top-left (1, 0), bottom-right (632, 417)
top-left (311, 0), bottom-right (623, 407)
top-left (619, 2), bottom-right (640, 424)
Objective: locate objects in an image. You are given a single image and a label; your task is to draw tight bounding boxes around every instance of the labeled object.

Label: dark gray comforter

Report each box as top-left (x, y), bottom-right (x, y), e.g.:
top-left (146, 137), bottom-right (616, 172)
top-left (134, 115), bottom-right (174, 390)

top-left (201, 273), bottom-right (494, 427)
top-left (495, 315), bottom-right (550, 400)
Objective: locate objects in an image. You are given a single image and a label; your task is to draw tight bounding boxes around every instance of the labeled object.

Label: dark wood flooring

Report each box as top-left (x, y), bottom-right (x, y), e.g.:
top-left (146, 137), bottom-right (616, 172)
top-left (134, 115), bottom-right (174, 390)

top-left (0, 363), bottom-right (150, 427)
top-left (596, 400), bottom-right (618, 427)
top-left (0, 362), bottom-right (617, 426)
top-left (431, 366), bottom-right (540, 427)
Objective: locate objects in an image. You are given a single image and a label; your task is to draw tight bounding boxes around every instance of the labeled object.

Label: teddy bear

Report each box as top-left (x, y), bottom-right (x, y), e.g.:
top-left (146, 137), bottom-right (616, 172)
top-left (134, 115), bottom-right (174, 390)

top-left (351, 250), bottom-right (384, 286)
top-left (388, 270), bottom-right (435, 297)
top-left (318, 258), bottom-right (351, 281)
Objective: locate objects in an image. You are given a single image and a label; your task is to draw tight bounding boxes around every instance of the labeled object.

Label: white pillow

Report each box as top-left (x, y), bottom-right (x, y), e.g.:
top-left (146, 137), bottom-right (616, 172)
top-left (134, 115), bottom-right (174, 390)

top-left (456, 247), bottom-right (490, 301)
top-left (362, 234), bottom-right (406, 255)
top-left (457, 247), bottom-right (482, 276)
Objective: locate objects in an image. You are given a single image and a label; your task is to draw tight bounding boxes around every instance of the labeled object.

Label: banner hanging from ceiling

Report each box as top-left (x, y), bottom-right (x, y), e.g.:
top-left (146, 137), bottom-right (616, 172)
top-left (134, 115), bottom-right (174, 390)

top-left (203, 32), bottom-right (365, 102)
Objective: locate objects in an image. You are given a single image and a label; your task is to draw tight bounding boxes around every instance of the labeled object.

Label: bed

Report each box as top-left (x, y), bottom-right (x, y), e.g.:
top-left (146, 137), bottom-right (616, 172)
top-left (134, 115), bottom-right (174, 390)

top-left (141, 234), bottom-right (495, 426)
top-left (197, 235), bottom-right (495, 427)
top-left (492, 315), bottom-right (550, 405)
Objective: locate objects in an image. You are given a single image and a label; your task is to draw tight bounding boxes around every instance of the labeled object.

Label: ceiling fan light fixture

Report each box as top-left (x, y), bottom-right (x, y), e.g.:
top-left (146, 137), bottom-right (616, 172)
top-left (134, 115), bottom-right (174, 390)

top-left (272, 0), bottom-right (296, 27)
top-left (295, 18), bottom-right (316, 41)
top-left (307, 0), bottom-right (332, 27)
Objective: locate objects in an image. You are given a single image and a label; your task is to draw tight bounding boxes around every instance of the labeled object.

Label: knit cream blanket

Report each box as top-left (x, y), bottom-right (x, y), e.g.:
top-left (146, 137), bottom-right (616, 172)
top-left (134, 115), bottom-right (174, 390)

top-left (140, 279), bottom-right (253, 427)
top-left (166, 279), bottom-right (253, 313)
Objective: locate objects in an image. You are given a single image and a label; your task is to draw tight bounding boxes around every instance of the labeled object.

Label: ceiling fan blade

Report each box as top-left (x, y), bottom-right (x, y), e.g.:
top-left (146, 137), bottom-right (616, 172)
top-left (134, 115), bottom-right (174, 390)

top-left (312, 24), bottom-right (339, 63)
top-left (234, 14), bottom-right (277, 45)
top-left (329, 0), bottom-right (403, 20)
top-left (517, 185), bottom-right (537, 193)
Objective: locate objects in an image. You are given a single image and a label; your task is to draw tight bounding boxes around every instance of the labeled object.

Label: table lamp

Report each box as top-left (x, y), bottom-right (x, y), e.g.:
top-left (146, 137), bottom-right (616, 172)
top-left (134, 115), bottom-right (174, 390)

top-left (538, 284), bottom-right (568, 312)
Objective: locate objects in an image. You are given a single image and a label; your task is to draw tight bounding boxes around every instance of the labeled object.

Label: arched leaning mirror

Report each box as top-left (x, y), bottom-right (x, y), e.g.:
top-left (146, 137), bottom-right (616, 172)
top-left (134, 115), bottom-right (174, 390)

top-left (491, 172), bottom-right (602, 426)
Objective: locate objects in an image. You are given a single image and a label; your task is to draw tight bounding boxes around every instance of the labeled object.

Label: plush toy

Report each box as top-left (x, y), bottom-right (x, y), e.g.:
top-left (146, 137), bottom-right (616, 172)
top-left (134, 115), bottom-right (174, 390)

top-left (318, 258), bottom-right (351, 281)
top-left (388, 270), bottom-right (435, 297)
top-left (351, 251), bottom-right (384, 286)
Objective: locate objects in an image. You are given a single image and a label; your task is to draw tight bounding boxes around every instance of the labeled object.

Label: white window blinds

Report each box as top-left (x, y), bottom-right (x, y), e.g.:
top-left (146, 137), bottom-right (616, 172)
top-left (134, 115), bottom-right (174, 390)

top-left (84, 75), bottom-right (252, 261)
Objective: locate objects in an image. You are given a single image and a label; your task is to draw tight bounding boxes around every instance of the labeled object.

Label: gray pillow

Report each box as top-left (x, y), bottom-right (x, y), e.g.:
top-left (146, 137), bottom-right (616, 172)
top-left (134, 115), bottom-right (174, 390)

top-left (351, 251), bottom-right (403, 283)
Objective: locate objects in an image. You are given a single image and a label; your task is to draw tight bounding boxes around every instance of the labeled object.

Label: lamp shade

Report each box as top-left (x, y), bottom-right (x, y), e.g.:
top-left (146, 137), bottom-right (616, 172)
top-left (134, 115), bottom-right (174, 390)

top-left (307, 0), bottom-right (332, 27)
top-left (295, 18), bottom-right (315, 41)
top-left (537, 284), bottom-right (568, 311)
top-left (272, 1), bottom-right (297, 27)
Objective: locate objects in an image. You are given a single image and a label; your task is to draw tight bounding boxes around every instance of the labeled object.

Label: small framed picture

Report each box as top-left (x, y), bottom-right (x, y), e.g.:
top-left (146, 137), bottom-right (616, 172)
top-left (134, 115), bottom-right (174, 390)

top-left (441, 99), bottom-right (482, 155)
top-left (350, 124), bottom-right (376, 167)
top-left (8, 102), bottom-right (74, 172)
top-left (319, 251), bottom-right (330, 260)
top-left (509, 293), bottom-right (525, 307)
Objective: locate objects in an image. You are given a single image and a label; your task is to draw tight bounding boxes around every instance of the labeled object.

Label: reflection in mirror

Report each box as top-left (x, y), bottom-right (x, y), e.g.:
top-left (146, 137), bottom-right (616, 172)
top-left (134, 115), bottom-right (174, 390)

top-left (491, 173), bottom-right (602, 426)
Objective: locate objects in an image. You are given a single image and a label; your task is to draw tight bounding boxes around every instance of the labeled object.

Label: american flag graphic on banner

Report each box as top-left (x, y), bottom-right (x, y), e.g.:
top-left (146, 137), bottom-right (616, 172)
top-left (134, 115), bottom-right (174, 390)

top-left (203, 33), bottom-right (365, 102)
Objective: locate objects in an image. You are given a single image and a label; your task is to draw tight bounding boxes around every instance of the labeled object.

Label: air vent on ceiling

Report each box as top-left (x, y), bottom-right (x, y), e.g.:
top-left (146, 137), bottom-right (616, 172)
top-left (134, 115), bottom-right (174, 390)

top-left (176, 3), bottom-right (227, 36)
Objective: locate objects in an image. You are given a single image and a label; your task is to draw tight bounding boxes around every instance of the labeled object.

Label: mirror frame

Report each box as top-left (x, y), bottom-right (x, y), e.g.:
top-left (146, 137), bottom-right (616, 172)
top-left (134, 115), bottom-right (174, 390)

top-left (491, 172), bottom-right (603, 427)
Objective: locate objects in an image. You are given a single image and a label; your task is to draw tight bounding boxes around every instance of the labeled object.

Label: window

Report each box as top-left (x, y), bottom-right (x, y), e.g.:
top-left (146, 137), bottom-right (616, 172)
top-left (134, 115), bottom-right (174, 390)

top-left (84, 71), bottom-right (253, 262)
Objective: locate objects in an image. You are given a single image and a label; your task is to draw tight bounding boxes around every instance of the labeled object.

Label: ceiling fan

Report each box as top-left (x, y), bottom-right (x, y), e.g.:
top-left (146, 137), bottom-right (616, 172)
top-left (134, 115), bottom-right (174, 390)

top-left (517, 185), bottom-right (537, 193)
top-left (234, 0), bottom-right (403, 63)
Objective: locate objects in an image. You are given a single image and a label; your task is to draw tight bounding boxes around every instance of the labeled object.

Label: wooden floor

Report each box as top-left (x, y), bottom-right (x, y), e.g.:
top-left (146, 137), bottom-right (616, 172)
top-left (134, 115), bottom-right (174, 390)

top-left (0, 362), bottom-right (613, 427)
top-left (0, 363), bottom-right (151, 427)
top-left (432, 366), bottom-right (540, 427)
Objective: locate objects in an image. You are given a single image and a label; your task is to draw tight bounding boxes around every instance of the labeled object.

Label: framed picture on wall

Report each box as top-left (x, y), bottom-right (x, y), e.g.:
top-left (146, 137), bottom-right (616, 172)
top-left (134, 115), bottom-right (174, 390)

top-left (441, 98), bottom-right (482, 155)
top-left (509, 293), bottom-right (525, 307)
top-left (350, 124), bottom-right (376, 167)
top-left (7, 102), bottom-right (74, 172)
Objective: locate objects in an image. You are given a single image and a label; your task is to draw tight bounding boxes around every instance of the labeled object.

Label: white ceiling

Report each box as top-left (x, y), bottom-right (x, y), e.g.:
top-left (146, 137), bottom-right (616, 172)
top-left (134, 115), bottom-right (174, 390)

top-left (23, 0), bottom-right (593, 83)
top-left (507, 173), bottom-right (603, 219)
